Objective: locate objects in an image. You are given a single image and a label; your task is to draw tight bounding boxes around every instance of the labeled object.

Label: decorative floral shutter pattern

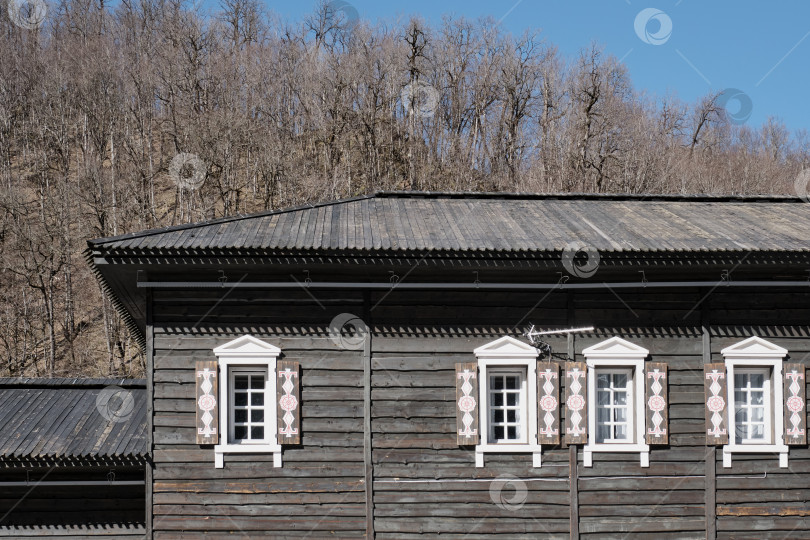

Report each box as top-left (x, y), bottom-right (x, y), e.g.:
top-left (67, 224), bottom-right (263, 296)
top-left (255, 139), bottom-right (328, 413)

top-left (455, 363), bottom-right (480, 445)
top-left (704, 363), bottom-right (729, 445)
top-left (537, 361), bottom-right (560, 444)
top-left (564, 361), bottom-right (588, 445)
top-left (645, 362), bottom-right (668, 445)
top-left (783, 363), bottom-right (806, 445)
top-left (195, 360), bottom-right (219, 445)
top-left (276, 361), bottom-right (301, 445)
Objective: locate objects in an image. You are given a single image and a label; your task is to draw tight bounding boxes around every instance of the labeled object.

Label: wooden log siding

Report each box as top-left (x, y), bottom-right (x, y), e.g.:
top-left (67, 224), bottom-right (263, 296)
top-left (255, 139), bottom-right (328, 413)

top-left (645, 362), bottom-right (669, 445)
top-left (537, 361), bottom-right (560, 444)
top-left (455, 363), bottom-right (479, 445)
top-left (783, 363), bottom-right (806, 445)
top-left (704, 363), bottom-right (729, 445)
top-left (195, 360), bottom-right (219, 445)
top-left (564, 361), bottom-right (587, 445)
top-left (276, 361), bottom-right (301, 445)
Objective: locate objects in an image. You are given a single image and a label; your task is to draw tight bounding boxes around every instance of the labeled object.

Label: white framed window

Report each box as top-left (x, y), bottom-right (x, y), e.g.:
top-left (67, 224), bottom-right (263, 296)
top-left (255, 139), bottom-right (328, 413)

top-left (213, 335), bottom-right (282, 468)
top-left (595, 368), bottom-right (633, 444)
top-left (583, 337), bottom-right (650, 467)
top-left (721, 336), bottom-right (788, 468)
top-left (488, 369), bottom-right (527, 444)
top-left (474, 336), bottom-right (541, 468)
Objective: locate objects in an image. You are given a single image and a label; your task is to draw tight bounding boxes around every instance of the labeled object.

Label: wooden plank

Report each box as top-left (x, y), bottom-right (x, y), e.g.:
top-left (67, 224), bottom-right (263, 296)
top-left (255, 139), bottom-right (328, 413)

top-left (146, 293), bottom-right (154, 539)
top-left (645, 362), bottom-right (669, 445)
top-left (537, 362), bottom-right (560, 445)
top-left (363, 294), bottom-right (374, 540)
top-left (704, 363), bottom-right (728, 445)
top-left (563, 361), bottom-right (587, 445)
top-left (194, 360), bottom-right (219, 445)
top-left (454, 363), bottom-right (479, 445)
top-left (783, 363), bottom-right (806, 445)
top-left (567, 329), bottom-right (579, 540)
top-left (276, 361), bottom-right (301, 445)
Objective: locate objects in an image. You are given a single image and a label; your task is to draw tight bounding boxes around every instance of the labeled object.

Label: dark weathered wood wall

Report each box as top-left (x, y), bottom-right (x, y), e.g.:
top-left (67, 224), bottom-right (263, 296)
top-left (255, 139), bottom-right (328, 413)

top-left (148, 287), bottom-right (810, 539)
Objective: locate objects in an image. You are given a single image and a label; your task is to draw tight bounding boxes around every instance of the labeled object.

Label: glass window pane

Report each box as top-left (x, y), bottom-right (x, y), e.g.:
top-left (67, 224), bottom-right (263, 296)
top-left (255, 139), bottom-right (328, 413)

top-left (615, 407), bottom-right (627, 422)
top-left (507, 410), bottom-right (517, 423)
top-left (597, 390), bottom-right (609, 405)
top-left (251, 409), bottom-right (264, 422)
top-left (597, 424), bottom-right (609, 443)
top-left (735, 424), bottom-right (745, 444)
top-left (235, 392), bottom-right (248, 406)
top-left (597, 407), bottom-right (610, 423)
top-left (507, 426), bottom-right (517, 440)
top-left (734, 374), bottom-right (746, 387)
top-left (751, 407), bottom-right (764, 422)
top-left (234, 376), bottom-right (249, 389)
top-left (251, 426), bottom-right (264, 440)
top-left (250, 376), bottom-right (264, 389)
top-left (251, 392), bottom-right (264, 406)
top-left (734, 390), bottom-right (745, 405)
top-left (751, 424), bottom-right (764, 439)
top-left (615, 391), bottom-right (627, 406)
top-left (597, 374), bottom-right (609, 388)
top-left (614, 373), bottom-right (627, 387)
top-left (751, 391), bottom-right (764, 405)
top-left (750, 374), bottom-right (764, 388)
top-left (492, 377), bottom-right (504, 390)
top-left (506, 393), bottom-right (518, 406)
top-left (493, 426), bottom-right (504, 440)
top-left (234, 426), bottom-right (247, 440)
top-left (505, 376), bottom-right (519, 390)
top-left (614, 424), bottom-right (627, 440)
top-left (493, 410), bottom-right (504, 423)
top-left (234, 409), bottom-right (247, 423)
top-left (492, 393), bottom-right (504, 406)
top-left (735, 407), bottom-right (748, 424)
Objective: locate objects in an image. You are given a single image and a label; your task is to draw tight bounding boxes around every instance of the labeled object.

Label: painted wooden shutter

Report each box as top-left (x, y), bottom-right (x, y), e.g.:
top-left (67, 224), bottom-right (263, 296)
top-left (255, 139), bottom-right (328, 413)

top-left (537, 362), bottom-right (560, 444)
top-left (455, 363), bottom-right (479, 445)
top-left (645, 362), bottom-right (668, 445)
top-left (277, 361), bottom-right (301, 445)
top-left (195, 360), bottom-right (219, 445)
top-left (704, 363), bottom-right (728, 445)
top-left (783, 363), bottom-right (806, 445)
top-left (564, 361), bottom-right (587, 445)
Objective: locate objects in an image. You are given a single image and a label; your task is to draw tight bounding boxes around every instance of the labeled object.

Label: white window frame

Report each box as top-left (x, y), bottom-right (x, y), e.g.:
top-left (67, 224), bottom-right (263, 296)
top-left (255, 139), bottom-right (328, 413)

top-left (213, 335), bottom-right (282, 469)
top-left (594, 368), bottom-right (634, 444)
top-left (583, 337), bottom-right (650, 468)
top-left (721, 336), bottom-right (789, 468)
top-left (732, 368), bottom-right (771, 445)
top-left (473, 336), bottom-right (542, 468)
top-left (487, 368), bottom-right (528, 444)
top-left (228, 368), bottom-right (269, 444)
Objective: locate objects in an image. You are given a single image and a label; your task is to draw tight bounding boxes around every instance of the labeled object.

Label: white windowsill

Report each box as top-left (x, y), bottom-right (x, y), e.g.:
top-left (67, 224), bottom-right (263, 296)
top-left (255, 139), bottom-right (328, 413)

top-left (583, 442), bottom-right (650, 467)
top-left (214, 443), bottom-right (283, 468)
top-left (475, 444), bottom-right (543, 467)
top-left (722, 443), bottom-right (789, 468)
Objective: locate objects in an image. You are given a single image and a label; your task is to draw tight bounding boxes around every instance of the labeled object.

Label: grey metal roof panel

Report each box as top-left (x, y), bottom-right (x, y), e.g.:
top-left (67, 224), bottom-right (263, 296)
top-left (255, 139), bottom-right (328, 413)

top-left (88, 192), bottom-right (810, 255)
top-left (0, 379), bottom-right (146, 460)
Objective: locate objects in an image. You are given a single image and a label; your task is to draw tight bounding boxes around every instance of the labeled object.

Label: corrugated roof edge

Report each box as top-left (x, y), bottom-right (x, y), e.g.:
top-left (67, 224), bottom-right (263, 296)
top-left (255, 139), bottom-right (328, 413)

top-left (86, 191), bottom-right (803, 247)
top-left (83, 248), bottom-right (146, 352)
top-left (0, 378), bottom-right (145, 387)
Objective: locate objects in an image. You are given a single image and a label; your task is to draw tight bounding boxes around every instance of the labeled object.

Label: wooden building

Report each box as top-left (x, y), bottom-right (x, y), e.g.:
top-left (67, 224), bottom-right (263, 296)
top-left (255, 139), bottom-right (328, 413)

top-left (0, 378), bottom-right (147, 537)
top-left (85, 192), bottom-right (810, 539)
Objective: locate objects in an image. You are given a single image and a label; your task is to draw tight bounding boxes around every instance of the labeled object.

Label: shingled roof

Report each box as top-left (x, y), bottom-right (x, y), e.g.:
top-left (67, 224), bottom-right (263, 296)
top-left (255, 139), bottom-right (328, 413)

top-left (0, 379), bottom-right (147, 462)
top-left (88, 192), bottom-right (810, 255)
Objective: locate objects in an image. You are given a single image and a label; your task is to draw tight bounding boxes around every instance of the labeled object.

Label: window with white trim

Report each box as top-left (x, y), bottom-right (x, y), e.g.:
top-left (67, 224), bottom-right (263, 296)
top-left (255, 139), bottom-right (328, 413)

top-left (488, 369), bottom-right (527, 444)
top-left (473, 336), bottom-right (542, 468)
top-left (212, 335), bottom-right (282, 469)
top-left (595, 368), bottom-right (633, 444)
top-left (721, 336), bottom-right (788, 468)
top-left (583, 337), bottom-right (650, 467)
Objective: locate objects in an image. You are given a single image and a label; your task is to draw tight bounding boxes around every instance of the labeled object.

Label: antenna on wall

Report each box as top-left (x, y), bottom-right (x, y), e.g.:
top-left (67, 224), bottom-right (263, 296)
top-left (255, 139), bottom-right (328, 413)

top-left (524, 325), bottom-right (595, 357)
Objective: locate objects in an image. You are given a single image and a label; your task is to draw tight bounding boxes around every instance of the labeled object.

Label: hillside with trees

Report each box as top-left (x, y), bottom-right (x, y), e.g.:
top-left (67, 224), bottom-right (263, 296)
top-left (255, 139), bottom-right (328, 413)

top-left (0, 0), bottom-right (807, 377)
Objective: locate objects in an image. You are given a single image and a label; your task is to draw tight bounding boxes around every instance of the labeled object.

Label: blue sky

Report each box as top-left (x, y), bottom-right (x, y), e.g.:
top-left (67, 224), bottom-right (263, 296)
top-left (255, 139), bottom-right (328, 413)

top-left (254, 0), bottom-right (810, 134)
